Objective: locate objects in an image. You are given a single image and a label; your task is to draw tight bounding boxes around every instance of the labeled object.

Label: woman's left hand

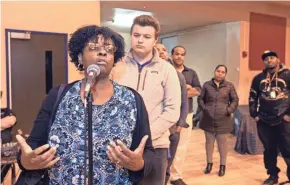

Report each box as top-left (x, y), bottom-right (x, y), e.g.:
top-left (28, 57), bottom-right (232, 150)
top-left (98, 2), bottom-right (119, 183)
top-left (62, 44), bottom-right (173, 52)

top-left (107, 135), bottom-right (148, 171)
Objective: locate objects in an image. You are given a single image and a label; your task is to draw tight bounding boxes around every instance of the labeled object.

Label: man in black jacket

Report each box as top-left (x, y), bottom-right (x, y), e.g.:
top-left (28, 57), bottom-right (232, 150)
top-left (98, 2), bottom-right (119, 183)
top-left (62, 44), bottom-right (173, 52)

top-left (249, 50), bottom-right (290, 185)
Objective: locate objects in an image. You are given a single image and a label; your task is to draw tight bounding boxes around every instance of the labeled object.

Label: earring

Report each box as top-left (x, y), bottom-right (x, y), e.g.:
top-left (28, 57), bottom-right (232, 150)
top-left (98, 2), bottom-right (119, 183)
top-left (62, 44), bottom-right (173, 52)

top-left (78, 55), bottom-right (83, 64)
top-left (77, 63), bottom-right (81, 69)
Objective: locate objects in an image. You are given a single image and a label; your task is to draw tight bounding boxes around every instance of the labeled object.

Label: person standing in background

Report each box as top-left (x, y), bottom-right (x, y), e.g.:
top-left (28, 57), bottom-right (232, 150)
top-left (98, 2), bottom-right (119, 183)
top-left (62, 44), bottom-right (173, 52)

top-left (155, 43), bottom-right (189, 185)
top-left (170, 45), bottom-right (201, 185)
top-left (198, 65), bottom-right (239, 177)
top-left (111, 15), bottom-right (181, 185)
top-left (249, 50), bottom-right (290, 185)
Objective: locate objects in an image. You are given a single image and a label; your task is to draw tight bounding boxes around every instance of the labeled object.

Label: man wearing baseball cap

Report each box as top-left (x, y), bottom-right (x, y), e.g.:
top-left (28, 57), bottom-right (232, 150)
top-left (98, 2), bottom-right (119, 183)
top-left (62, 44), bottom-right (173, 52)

top-left (249, 50), bottom-right (290, 185)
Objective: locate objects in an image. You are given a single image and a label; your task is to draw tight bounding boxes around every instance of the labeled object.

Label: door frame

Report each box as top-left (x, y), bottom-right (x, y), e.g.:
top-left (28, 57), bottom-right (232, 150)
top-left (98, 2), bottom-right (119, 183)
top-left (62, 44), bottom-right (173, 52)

top-left (5, 29), bottom-right (68, 109)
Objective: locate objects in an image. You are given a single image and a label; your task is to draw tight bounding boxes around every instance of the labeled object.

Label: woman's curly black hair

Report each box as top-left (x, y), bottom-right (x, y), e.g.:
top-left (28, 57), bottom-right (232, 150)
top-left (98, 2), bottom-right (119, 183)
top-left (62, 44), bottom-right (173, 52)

top-left (68, 25), bottom-right (125, 71)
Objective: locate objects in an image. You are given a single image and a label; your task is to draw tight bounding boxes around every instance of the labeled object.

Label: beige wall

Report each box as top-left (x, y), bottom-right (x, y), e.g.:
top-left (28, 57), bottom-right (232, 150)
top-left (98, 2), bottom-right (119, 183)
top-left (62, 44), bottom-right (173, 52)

top-left (118, 32), bottom-right (131, 53)
top-left (175, 23), bottom-right (227, 84)
top-left (1, 1), bottom-right (100, 107)
top-left (225, 22), bottom-right (241, 93)
top-left (160, 22), bottom-right (239, 84)
top-left (160, 22), bottom-right (241, 111)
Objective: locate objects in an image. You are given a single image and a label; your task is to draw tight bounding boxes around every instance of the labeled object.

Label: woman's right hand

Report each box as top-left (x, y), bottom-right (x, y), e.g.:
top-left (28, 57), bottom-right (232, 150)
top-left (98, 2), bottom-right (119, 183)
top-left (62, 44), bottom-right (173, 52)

top-left (16, 135), bottom-right (60, 170)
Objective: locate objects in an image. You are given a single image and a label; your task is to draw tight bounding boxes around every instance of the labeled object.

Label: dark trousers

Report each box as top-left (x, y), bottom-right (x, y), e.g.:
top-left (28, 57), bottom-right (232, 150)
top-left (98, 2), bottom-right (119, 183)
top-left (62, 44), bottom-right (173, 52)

top-left (140, 148), bottom-right (168, 185)
top-left (1, 164), bottom-right (12, 183)
top-left (257, 120), bottom-right (290, 180)
top-left (165, 132), bottom-right (180, 184)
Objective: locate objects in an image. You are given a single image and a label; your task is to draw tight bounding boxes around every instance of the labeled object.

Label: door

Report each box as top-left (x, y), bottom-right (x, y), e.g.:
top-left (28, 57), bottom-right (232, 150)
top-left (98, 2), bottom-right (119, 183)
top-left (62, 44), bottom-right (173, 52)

top-left (6, 30), bottom-right (67, 138)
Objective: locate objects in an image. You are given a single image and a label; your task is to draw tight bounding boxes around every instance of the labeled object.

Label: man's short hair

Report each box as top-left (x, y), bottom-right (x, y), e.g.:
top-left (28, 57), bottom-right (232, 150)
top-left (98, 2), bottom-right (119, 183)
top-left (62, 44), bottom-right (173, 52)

top-left (171, 45), bottom-right (186, 55)
top-left (130, 15), bottom-right (160, 39)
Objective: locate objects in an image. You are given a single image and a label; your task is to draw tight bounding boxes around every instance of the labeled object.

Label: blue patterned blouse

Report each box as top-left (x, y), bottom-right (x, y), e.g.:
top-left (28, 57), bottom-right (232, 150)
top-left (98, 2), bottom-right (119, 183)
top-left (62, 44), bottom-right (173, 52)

top-left (47, 81), bottom-right (137, 185)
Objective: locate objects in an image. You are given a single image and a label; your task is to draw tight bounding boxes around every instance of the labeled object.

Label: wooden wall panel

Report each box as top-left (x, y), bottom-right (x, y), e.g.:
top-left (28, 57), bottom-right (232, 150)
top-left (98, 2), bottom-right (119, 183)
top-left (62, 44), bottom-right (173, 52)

top-left (249, 12), bottom-right (286, 70)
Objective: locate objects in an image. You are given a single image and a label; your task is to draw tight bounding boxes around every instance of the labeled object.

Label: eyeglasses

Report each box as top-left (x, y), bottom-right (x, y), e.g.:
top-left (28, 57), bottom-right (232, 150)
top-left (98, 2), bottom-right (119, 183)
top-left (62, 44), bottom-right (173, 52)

top-left (87, 42), bottom-right (116, 54)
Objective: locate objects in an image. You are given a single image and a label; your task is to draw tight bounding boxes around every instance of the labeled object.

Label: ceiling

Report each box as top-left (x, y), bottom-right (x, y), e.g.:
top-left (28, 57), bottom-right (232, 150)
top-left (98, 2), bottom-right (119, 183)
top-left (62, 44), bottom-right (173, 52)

top-left (101, 1), bottom-right (290, 35)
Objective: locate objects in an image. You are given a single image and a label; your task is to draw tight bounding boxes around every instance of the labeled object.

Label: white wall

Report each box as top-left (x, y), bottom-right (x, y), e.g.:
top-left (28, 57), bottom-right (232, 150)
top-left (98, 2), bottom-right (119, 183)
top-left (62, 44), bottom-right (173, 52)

top-left (161, 36), bottom-right (178, 56)
top-left (118, 32), bottom-right (131, 53)
top-left (225, 22), bottom-right (241, 93)
top-left (160, 22), bottom-right (241, 111)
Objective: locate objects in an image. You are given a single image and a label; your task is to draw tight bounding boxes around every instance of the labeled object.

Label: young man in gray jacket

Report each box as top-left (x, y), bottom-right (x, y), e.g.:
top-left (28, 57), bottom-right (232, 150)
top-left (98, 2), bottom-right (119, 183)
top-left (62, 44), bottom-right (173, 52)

top-left (111, 15), bottom-right (181, 185)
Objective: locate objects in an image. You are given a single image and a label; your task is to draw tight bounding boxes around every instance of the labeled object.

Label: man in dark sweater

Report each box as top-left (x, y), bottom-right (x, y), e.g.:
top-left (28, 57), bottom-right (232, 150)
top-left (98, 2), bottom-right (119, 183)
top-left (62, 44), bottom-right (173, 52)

top-left (170, 45), bottom-right (201, 185)
top-left (249, 50), bottom-right (290, 185)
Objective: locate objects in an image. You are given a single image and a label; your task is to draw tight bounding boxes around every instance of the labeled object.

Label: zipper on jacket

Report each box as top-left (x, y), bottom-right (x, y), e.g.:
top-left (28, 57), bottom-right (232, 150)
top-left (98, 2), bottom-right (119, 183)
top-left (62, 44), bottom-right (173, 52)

top-left (136, 60), bottom-right (152, 91)
top-left (136, 64), bottom-right (143, 91)
top-left (213, 88), bottom-right (219, 133)
top-left (142, 70), bottom-right (148, 91)
top-left (137, 72), bottom-right (141, 91)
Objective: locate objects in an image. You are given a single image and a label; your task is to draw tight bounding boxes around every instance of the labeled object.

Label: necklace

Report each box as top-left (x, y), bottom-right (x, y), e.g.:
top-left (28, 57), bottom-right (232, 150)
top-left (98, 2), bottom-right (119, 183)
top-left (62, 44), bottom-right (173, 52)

top-left (266, 71), bottom-right (278, 99)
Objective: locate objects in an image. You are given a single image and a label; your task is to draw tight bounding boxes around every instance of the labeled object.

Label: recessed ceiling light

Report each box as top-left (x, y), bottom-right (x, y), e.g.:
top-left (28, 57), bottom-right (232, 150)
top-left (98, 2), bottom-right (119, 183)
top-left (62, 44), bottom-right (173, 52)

top-left (113, 8), bottom-right (153, 28)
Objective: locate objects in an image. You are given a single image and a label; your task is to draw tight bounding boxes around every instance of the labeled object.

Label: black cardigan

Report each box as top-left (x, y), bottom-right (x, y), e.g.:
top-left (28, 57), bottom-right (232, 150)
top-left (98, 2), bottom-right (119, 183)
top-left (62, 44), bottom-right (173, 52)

top-left (17, 81), bottom-right (155, 185)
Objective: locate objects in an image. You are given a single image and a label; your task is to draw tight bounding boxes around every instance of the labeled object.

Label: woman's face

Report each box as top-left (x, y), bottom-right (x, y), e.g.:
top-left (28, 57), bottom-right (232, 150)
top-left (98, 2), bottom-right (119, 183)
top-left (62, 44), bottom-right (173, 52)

top-left (214, 66), bottom-right (227, 81)
top-left (81, 34), bottom-right (116, 79)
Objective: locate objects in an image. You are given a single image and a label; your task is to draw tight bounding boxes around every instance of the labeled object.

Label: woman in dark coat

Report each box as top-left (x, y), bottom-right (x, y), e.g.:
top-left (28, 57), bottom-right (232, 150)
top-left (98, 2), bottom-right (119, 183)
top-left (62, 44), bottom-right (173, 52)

top-left (197, 65), bottom-right (239, 177)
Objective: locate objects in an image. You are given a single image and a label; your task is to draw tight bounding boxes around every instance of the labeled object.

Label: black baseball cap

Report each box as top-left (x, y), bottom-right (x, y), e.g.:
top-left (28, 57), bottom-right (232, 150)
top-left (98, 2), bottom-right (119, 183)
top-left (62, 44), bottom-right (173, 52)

top-left (262, 50), bottom-right (278, 61)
